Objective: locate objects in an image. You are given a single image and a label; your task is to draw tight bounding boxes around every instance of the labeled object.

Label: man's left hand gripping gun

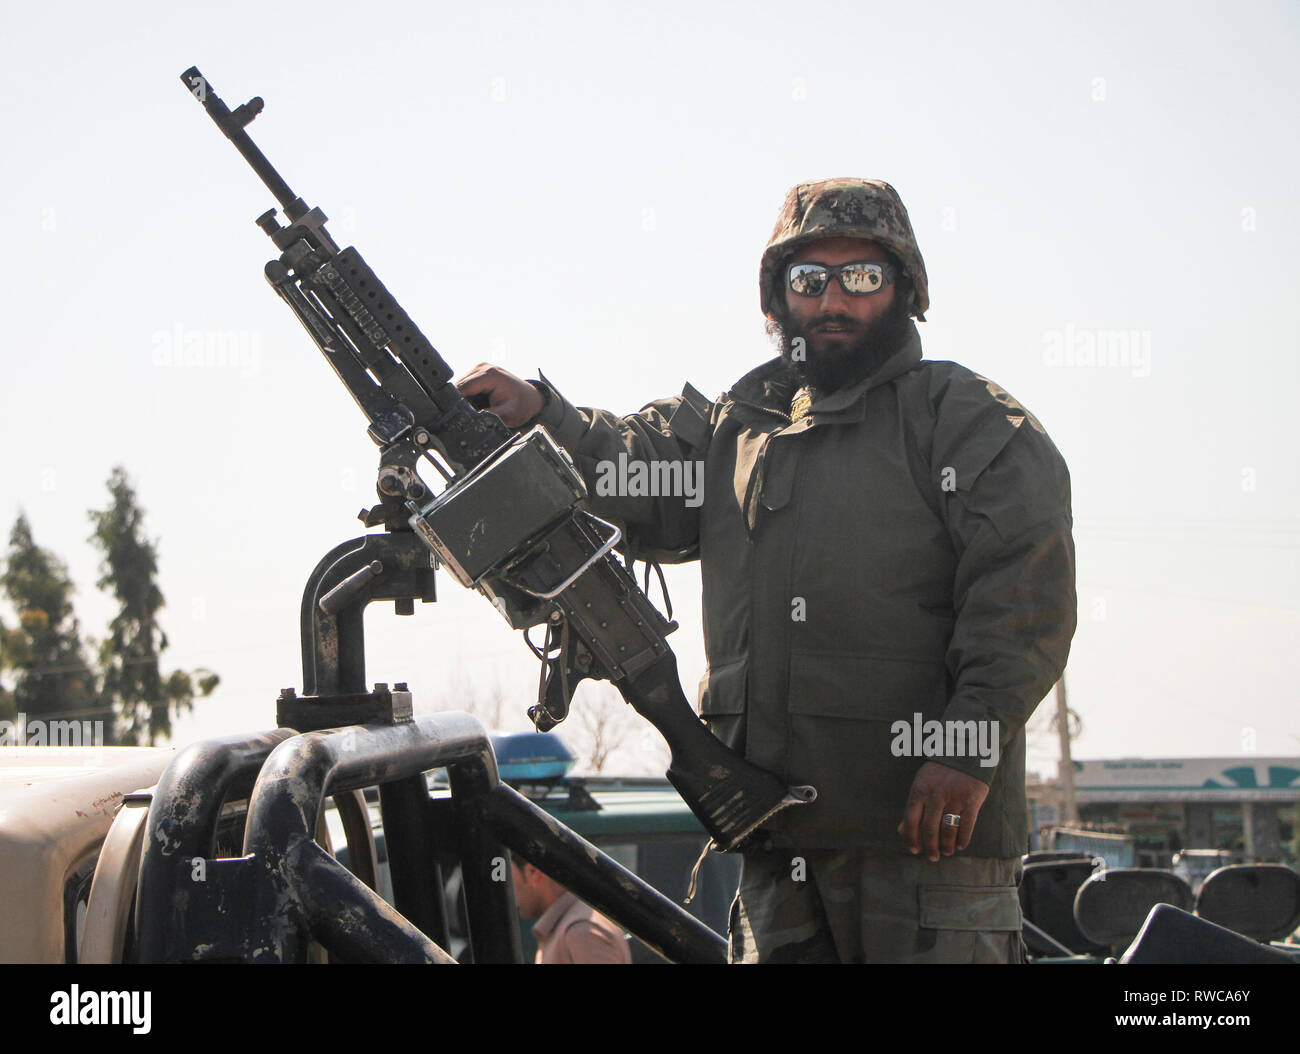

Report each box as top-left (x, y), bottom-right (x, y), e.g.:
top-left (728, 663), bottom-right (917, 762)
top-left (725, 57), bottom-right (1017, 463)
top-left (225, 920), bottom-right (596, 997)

top-left (181, 68), bottom-right (813, 851)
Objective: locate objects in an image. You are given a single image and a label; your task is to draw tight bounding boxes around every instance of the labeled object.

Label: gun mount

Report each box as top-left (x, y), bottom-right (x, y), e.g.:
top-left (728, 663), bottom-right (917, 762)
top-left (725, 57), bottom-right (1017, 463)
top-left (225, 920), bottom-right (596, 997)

top-left (179, 66), bottom-right (813, 852)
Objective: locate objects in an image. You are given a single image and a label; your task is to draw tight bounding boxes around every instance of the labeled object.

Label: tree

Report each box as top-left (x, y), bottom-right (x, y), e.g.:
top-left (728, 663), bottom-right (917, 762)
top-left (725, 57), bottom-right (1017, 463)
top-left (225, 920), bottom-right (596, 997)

top-left (431, 661), bottom-right (519, 732)
top-left (574, 685), bottom-right (636, 774)
top-left (0, 642), bottom-right (13, 724)
top-left (88, 467), bottom-right (218, 745)
top-left (0, 514), bottom-right (102, 729)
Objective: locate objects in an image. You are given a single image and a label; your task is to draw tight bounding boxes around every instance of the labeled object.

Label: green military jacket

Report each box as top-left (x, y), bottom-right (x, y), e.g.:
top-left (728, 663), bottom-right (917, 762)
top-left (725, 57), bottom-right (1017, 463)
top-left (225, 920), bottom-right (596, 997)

top-left (532, 322), bottom-right (1076, 857)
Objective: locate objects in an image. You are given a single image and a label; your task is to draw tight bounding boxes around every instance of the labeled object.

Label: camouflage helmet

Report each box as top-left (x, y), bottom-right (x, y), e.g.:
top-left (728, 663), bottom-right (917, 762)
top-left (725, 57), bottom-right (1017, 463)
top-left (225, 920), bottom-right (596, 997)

top-left (760, 178), bottom-right (929, 321)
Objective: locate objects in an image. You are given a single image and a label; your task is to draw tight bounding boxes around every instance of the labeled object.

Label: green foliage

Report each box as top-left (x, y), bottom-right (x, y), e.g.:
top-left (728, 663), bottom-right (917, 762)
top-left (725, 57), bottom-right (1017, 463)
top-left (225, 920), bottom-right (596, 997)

top-left (88, 467), bottom-right (218, 745)
top-left (0, 472), bottom-right (221, 746)
top-left (0, 614), bottom-right (17, 724)
top-left (0, 514), bottom-right (103, 730)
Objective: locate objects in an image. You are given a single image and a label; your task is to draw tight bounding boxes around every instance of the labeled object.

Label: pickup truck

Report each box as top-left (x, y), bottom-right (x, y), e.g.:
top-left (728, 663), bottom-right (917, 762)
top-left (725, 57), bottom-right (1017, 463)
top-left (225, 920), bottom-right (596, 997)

top-left (0, 731), bottom-right (733, 964)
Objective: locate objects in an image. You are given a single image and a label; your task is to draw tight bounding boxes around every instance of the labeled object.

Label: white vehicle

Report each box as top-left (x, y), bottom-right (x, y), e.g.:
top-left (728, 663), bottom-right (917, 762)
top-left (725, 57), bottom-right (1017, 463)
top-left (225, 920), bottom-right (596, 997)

top-left (0, 746), bottom-right (173, 963)
top-left (1173, 848), bottom-right (1237, 895)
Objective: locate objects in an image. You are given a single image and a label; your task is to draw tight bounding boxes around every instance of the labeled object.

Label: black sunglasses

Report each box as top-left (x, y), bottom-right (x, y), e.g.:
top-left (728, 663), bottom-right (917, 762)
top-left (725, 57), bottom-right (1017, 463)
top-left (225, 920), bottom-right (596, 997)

top-left (788, 259), bottom-right (896, 297)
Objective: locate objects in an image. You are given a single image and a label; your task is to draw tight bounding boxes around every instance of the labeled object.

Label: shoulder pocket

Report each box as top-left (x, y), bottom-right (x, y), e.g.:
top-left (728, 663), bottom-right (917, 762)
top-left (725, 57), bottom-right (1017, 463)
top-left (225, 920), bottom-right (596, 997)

top-left (928, 371), bottom-right (1025, 495)
top-left (667, 382), bottom-right (715, 455)
top-left (936, 417), bottom-right (1021, 495)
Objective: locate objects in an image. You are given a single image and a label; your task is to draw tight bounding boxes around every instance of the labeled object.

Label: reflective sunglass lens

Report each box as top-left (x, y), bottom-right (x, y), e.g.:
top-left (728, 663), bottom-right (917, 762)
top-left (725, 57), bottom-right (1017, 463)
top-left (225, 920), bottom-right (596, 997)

top-left (840, 264), bottom-right (884, 293)
top-left (788, 261), bottom-right (888, 296)
top-left (788, 264), bottom-right (828, 296)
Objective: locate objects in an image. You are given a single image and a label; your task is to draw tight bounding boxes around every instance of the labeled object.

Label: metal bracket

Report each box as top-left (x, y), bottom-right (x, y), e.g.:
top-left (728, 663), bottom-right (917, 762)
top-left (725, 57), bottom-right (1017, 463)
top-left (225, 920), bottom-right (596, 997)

top-left (499, 512), bottom-right (622, 599)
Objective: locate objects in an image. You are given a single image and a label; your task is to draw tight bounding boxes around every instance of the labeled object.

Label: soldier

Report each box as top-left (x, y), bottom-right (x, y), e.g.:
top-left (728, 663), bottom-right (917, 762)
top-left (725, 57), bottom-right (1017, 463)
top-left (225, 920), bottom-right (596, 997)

top-left (459, 179), bottom-right (1077, 963)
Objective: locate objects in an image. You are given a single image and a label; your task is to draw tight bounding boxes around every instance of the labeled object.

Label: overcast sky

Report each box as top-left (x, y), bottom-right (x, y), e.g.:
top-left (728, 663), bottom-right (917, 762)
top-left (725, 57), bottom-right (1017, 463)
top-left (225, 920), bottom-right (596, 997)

top-left (1, 0), bottom-right (1297, 775)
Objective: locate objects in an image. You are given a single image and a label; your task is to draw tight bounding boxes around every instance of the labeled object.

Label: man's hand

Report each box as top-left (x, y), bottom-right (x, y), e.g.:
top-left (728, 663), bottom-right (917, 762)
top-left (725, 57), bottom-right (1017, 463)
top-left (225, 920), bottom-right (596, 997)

top-left (897, 761), bottom-right (991, 862)
top-left (455, 363), bottom-right (545, 429)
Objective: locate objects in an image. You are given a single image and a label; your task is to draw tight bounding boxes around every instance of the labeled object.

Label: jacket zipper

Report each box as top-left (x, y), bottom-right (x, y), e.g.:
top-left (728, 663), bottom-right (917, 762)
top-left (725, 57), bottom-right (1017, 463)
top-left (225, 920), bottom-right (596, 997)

top-left (731, 397), bottom-right (792, 425)
top-left (779, 437), bottom-right (811, 790)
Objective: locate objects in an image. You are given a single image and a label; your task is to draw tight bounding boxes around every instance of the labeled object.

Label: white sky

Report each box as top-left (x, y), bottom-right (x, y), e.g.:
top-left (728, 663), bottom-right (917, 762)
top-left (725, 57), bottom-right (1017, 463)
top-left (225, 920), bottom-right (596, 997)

top-left (1, 0), bottom-right (1297, 776)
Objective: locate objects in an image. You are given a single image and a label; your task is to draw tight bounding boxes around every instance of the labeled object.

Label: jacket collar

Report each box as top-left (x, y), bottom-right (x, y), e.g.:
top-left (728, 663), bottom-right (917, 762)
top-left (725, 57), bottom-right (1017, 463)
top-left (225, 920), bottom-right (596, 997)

top-left (531, 890), bottom-right (580, 943)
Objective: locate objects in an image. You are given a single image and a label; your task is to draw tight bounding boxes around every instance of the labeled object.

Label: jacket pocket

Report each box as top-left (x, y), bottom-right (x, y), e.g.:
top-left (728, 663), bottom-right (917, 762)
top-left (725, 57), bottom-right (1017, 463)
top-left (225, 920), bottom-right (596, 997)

top-left (918, 885), bottom-right (1022, 931)
top-left (757, 438), bottom-right (797, 512)
top-left (698, 658), bottom-right (747, 753)
top-left (781, 652), bottom-right (948, 845)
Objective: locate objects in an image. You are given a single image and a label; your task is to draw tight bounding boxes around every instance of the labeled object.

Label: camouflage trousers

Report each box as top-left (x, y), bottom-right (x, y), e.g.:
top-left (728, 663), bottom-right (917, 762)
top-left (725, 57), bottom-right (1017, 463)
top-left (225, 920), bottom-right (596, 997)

top-left (728, 847), bottom-right (1025, 964)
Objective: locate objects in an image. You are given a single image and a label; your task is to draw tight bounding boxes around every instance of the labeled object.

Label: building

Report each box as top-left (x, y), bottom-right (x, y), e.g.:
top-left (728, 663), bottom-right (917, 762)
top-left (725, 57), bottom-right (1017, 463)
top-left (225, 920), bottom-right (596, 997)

top-left (1027, 757), bottom-right (1300, 867)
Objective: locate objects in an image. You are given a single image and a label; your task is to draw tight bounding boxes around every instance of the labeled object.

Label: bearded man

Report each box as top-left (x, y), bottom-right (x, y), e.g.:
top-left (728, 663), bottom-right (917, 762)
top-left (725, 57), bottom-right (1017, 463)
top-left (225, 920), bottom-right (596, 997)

top-left (458, 178), bottom-right (1077, 963)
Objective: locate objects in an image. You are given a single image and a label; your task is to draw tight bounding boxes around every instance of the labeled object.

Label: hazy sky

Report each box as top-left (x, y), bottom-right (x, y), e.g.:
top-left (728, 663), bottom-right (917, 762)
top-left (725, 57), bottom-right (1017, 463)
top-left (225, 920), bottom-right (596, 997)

top-left (2, 0), bottom-right (1297, 775)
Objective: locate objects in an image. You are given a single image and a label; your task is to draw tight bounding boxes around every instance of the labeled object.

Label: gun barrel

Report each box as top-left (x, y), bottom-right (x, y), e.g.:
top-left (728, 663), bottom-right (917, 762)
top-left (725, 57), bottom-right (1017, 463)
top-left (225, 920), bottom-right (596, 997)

top-left (181, 67), bottom-right (303, 217)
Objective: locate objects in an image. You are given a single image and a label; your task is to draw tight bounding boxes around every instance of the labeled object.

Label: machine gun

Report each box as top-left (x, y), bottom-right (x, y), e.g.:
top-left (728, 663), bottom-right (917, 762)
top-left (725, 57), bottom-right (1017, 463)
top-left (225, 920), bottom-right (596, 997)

top-left (180, 67), bottom-right (813, 851)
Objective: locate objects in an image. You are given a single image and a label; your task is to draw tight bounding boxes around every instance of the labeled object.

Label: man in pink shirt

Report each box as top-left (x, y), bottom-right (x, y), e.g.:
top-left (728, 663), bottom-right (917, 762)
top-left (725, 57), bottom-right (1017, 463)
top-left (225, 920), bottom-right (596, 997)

top-left (511, 858), bottom-right (632, 964)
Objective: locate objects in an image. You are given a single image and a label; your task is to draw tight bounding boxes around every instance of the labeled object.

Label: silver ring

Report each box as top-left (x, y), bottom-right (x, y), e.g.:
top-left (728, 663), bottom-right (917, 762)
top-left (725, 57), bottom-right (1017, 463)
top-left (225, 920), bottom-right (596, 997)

top-left (941, 813), bottom-right (962, 828)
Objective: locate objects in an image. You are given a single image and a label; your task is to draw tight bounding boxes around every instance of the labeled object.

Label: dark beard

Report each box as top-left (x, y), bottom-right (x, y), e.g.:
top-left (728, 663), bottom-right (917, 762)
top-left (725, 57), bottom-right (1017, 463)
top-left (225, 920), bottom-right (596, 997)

top-left (768, 296), bottom-right (914, 394)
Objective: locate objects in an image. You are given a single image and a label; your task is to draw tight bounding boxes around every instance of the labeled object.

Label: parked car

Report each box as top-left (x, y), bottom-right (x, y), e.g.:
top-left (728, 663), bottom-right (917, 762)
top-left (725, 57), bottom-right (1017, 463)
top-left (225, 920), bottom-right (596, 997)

top-left (1173, 848), bottom-right (1238, 895)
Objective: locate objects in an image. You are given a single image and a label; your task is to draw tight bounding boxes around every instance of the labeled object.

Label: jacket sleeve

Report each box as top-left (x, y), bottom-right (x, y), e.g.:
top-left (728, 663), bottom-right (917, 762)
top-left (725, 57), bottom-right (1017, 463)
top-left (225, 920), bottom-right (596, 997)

top-left (929, 375), bottom-right (1078, 784)
top-left (526, 374), bottom-right (713, 564)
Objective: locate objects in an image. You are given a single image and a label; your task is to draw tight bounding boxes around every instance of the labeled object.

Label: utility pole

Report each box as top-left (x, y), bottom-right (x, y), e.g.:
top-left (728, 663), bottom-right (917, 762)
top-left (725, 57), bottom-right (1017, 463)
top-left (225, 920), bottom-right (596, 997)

top-left (1055, 676), bottom-right (1079, 825)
